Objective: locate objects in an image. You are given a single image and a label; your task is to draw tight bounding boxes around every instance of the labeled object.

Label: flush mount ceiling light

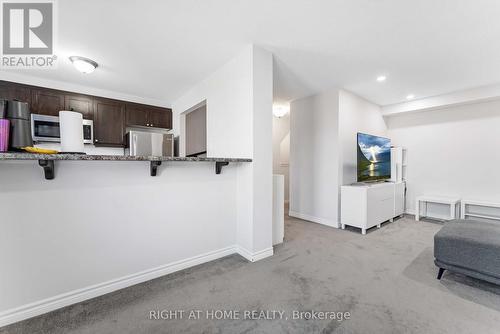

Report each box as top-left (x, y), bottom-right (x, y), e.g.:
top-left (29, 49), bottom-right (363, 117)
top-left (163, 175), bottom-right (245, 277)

top-left (69, 56), bottom-right (98, 74)
top-left (406, 94), bottom-right (415, 100)
top-left (376, 75), bottom-right (387, 82)
top-left (273, 105), bottom-right (289, 118)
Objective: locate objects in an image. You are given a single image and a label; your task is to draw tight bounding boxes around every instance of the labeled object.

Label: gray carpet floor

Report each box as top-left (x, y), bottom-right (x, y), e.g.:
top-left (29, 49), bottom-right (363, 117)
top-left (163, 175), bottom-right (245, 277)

top-left (2, 215), bottom-right (500, 334)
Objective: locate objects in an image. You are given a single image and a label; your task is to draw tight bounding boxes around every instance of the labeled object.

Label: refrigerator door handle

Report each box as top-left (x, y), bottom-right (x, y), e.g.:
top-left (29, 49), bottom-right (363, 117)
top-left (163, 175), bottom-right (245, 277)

top-left (132, 133), bottom-right (138, 155)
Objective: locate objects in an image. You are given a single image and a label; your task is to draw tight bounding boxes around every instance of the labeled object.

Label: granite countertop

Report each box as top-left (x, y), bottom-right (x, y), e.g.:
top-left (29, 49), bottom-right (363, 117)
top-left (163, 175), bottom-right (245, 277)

top-left (0, 153), bottom-right (252, 162)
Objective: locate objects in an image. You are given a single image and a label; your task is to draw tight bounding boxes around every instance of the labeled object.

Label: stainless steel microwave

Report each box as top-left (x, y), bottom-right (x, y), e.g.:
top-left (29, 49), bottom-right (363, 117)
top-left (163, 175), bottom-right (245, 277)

top-left (31, 114), bottom-right (94, 144)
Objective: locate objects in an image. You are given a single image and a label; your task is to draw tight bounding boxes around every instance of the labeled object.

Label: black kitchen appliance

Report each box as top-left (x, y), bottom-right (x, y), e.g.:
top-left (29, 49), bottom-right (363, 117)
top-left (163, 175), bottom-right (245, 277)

top-left (6, 100), bottom-right (33, 150)
top-left (0, 99), bottom-right (7, 119)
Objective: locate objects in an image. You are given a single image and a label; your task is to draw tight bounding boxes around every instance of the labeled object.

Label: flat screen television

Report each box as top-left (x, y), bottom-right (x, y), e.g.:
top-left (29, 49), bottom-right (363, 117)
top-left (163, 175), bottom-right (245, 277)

top-left (357, 133), bottom-right (391, 182)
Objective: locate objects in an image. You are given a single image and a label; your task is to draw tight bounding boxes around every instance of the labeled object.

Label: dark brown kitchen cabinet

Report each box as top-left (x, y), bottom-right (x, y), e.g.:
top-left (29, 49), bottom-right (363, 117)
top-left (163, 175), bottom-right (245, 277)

top-left (125, 103), bottom-right (172, 129)
top-left (0, 81), bottom-right (32, 104)
top-left (0, 82), bottom-right (8, 100)
top-left (1, 80), bottom-right (173, 147)
top-left (125, 103), bottom-right (149, 127)
top-left (93, 98), bottom-right (125, 146)
top-left (32, 88), bottom-right (65, 116)
top-left (148, 107), bottom-right (172, 129)
top-left (65, 94), bottom-right (94, 120)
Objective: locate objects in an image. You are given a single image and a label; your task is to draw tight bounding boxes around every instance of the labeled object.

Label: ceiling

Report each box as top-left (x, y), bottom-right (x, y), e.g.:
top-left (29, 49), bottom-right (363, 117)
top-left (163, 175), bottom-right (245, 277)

top-left (4, 0), bottom-right (500, 107)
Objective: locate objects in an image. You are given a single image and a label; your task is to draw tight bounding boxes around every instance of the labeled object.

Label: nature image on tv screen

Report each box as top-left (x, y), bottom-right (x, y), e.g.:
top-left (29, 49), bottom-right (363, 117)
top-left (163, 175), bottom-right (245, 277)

top-left (357, 133), bottom-right (391, 182)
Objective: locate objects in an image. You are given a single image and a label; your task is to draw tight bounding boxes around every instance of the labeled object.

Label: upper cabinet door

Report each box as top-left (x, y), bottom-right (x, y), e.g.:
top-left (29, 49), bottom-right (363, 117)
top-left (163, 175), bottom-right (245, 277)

top-left (125, 103), bottom-right (149, 127)
top-left (148, 107), bottom-right (172, 129)
top-left (93, 98), bottom-right (125, 146)
top-left (0, 81), bottom-right (32, 104)
top-left (64, 95), bottom-right (94, 120)
top-left (32, 88), bottom-right (65, 116)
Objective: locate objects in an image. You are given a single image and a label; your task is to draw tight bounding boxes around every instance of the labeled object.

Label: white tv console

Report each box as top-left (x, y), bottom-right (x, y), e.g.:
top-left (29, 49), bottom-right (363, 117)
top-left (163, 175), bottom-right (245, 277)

top-left (341, 182), bottom-right (405, 234)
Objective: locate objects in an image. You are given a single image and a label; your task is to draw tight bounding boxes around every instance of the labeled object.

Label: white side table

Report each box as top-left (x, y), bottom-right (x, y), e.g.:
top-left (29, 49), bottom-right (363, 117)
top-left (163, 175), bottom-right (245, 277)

top-left (461, 199), bottom-right (500, 221)
top-left (415, 196), bottom-right (461, 221)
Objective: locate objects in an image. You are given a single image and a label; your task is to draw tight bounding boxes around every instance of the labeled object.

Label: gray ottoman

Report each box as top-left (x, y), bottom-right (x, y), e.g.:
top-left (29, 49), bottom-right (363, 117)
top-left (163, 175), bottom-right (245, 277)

top-left (434, 219), bottom-right (500, 284)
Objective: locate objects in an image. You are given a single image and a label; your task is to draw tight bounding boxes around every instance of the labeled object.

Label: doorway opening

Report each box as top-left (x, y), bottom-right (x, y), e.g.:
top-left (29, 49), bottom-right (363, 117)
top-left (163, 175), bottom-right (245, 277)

top-left (272, 103), bottom-right (290, 245)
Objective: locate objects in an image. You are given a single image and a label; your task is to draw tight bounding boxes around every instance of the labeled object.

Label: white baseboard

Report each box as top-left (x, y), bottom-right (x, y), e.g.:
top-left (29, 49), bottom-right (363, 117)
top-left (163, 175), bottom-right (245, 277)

top-left (237, 246), bottom-right (274, 262)
top-left (289, 210), bottom-right (339, 228)
top-left (0, 245), bottom-right (238, 327)
top-left (0, 243), bottom-right (276, 328)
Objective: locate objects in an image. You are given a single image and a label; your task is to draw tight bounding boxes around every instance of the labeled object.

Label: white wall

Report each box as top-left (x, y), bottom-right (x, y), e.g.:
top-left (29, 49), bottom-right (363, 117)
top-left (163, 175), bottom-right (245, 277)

top-left (386, 99), bottom-right (500, 216)
top-left (289, 89), bottom-right (340, 227)
top-left (338, 90), bottom-right (387, 185)
top-left (0, 161), bottom-right (238, 324)
top-left (250, 46), bottom-right (274, 253)
top-left (172, 47), bottom-right (253, 159)
top-left (172, 45), bottom-right (273, 256)
top-left (289, 89), bottom-right (387, 226)
top-left (272, 113), bottom-right (290, 202)
top-left (35, 142), bottom-right (124, 155)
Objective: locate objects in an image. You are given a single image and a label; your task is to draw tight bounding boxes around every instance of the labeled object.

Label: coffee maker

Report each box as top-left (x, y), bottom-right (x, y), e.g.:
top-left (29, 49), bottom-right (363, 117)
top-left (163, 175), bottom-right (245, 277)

top-left (6, 100), bottom-right (33, 150)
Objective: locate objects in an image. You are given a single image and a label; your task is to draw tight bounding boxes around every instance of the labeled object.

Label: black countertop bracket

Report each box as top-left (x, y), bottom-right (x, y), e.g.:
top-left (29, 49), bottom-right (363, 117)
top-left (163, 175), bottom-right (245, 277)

top-left (215, 161), bottom-right (229, 174)
top-left (150, 161), bottom-right (162, 176)
top-left (38, 160), bottom-right (55, 180)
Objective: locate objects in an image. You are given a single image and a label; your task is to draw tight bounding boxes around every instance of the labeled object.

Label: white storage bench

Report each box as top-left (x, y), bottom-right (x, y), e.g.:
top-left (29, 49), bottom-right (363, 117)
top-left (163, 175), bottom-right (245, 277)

top-left (415, 196), bottom-right (460, 221)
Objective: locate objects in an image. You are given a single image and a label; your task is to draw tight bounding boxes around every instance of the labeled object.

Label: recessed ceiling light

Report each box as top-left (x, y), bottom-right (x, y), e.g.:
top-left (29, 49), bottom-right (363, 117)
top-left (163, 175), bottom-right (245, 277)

top-left (69, 56), bottom-right (98, 74)
top-left (376, 75), bottom-right (387, 82)
top-left (406, 94), bottom-right (415, 100)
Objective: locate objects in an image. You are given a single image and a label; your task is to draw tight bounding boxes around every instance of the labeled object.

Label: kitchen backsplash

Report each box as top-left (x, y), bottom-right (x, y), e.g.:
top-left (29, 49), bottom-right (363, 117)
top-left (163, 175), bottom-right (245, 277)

top-left (35, 142), bottom-right (124, 155)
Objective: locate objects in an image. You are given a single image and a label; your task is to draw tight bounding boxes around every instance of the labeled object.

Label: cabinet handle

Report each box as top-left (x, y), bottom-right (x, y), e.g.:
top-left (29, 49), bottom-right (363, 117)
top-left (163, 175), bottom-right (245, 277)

top-left (95, 139), bottom-right (98, 142)
top-left (146, 123), bottom-right (150, 126)
top-left (150, 124), bottom-right (154, 127)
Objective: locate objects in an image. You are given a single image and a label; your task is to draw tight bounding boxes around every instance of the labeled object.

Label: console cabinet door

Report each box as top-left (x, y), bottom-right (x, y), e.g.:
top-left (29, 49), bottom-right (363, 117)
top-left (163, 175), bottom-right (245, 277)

top-left (148, 107), bottom-right (172, 129)
top-left (94, 99), bottom-right (125, 146)
top-left (125, 103), bottom-right (149, 127)
top-left (394, 182), bottom-right (405, 216)
top-left (65, 94), bottom-right (94, 120)
top-left (32, 89), bottom-right (65, 116)
top-left (367, 185), bottom-right (394, 227)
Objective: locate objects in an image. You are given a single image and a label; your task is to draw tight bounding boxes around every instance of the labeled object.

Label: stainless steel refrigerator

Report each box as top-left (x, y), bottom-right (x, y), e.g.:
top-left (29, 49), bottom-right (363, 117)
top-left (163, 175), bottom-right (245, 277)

top-left (125, 130), bottom-right (174, 156)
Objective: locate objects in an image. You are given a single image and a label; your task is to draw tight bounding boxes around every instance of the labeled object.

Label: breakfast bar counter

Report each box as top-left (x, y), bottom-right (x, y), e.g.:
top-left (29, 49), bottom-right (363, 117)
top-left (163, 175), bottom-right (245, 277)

top-left (0, 153), bottom-right (251, 162)
top-left (0, 153), bottom-right (252, 179)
